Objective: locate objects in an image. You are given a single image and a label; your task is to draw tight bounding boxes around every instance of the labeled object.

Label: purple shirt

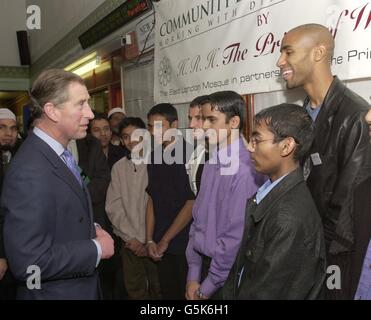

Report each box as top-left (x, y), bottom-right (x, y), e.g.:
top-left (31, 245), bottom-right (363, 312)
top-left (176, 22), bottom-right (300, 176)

top-left (186, 137), bottom-right (263, 297)
top-left (355, 240), bottom-right (371, 300)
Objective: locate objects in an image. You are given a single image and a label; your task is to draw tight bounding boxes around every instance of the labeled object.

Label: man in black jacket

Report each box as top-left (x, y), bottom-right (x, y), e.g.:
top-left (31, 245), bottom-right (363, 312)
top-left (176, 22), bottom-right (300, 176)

top-left (223, 104), bottom-right (326, 300)
top-left (277, 23), bottom-right (371, 299)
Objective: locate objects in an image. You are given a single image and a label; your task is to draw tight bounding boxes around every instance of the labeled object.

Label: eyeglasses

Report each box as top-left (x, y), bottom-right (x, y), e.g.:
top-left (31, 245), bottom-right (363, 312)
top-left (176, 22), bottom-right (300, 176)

top-left (249, 136), bottom-right (300, 148)
top-left (249, 137), bottom-right (275, 148)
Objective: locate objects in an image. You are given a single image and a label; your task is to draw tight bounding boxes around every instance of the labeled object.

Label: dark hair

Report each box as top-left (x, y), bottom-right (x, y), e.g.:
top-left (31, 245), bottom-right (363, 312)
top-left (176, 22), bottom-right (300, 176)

top-left (147, 103), bottom-right (178, 124)
top-left (254, 103), bottom-right (314, 161)
top-left (189, 95), bottom-right (209, 108)
top-left (200, 91), bottom-right (246, 131)
top-left (30, 69), bottom-right (85, 119)
top-left (88, 112), bottom-right (109, 133)
top-left (119, 117), bottom-right (146, 135)
top-left (27, 113), bottom-right (38, 131)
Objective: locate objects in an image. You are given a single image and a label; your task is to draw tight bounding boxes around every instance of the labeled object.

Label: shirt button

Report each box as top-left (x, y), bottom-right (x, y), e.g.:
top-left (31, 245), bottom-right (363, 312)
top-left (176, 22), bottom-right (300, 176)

top-left (246, 250), bottom-right (252, 257)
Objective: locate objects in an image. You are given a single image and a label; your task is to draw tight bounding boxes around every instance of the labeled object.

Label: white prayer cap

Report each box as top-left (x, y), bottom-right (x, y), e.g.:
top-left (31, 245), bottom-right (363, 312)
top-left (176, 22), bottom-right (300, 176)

top-left (108, 107), bottom-right (125, 119)
top-left (0, 108), bottom-right (16, 121)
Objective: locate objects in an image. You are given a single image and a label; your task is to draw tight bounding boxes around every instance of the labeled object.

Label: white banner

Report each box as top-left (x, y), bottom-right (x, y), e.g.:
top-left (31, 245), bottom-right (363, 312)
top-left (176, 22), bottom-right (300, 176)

top-left (154, 0), bottom-right (371, 104)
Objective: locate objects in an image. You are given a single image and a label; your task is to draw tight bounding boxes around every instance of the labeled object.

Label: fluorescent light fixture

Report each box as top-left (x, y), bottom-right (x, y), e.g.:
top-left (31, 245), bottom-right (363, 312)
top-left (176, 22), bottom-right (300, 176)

top-left (64, 52), bottom-right (99, 76)
top-left (71, 60), bottom-right (98, 76)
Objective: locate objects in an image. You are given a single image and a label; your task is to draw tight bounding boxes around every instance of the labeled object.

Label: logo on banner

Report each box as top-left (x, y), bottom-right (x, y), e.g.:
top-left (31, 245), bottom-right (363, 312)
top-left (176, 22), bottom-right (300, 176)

top-left (158, 56), bottom-right (172, 86)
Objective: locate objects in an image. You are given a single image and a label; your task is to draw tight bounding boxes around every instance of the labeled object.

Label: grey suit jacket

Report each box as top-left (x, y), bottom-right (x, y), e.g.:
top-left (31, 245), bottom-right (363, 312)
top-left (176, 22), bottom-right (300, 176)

top-left (1, 133), bottom-right (99, 300)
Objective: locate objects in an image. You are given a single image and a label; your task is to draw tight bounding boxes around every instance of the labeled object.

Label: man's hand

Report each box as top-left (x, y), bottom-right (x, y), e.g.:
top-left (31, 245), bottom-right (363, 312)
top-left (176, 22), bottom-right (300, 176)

top-left (135, 244), bottom-right (148, 257)
top-left (126, 238), bottom-right (142, 252)
top-left (147, 242), bottom-right (162, 261)
top-left (0, 258), bottom-right (8, 280)
top-left (126, 238), bottom-right (147, 256)
top-left (95, 226), bottom-right (114, 259)
top-left (185, 280), bottom-right (200, 300)
top-left (157, 238), bottom-right (169, 257)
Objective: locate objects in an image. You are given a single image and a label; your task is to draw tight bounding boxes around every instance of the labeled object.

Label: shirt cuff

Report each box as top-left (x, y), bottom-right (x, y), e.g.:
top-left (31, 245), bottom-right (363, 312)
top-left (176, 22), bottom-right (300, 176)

top-left (200, 276), bottom-right (218, 298)
top-left (187, 265), bottom-right (202, 283)
top-left (92, 239), bottom-right (102, 267)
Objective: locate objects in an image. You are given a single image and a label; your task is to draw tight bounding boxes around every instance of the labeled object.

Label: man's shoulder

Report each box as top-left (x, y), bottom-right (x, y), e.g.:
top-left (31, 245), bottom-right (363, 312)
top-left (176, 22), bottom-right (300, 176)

top-left (77, 135), bottom-right (101, 152)
top-left (270, 181), bottom-right (319, 225)
top-left (329, 79), bottom-right (369, 115)
top-left (112, 155), bottom-right (136, 171)
top-left (109, 142), bottom-right (128, 154)
top-left (4, 136), bottom-right (54, 187)
top-left (11, 134), bottom-right (46, 163)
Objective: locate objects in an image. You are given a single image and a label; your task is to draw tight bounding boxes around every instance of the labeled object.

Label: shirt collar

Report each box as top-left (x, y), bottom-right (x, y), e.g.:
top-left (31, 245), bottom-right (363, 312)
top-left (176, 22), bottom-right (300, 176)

top-left (33, 127), bottom-right (65, 157)
top-left (255, 173), bottom-right (288, 204)
top-left (305, 101), bottom-right (322, 122)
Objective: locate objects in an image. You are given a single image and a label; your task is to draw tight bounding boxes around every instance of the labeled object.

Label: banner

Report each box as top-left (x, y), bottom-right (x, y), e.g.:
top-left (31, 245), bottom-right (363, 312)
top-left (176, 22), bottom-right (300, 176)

top-left (154, 0), bottom-right (371, 104)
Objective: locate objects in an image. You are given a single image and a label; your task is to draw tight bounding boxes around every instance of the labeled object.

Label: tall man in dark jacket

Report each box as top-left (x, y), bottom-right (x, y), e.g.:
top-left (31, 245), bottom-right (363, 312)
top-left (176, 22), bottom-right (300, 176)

top-left (277, 24), bottom-right (371, 299)
top-left (223, 104), bottom-right (326, 300)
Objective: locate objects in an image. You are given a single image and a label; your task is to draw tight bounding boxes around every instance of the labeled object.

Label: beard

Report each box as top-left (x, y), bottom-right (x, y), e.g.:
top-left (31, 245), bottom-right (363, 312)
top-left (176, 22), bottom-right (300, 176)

top-left (0, 143), bottom-right (12, 151)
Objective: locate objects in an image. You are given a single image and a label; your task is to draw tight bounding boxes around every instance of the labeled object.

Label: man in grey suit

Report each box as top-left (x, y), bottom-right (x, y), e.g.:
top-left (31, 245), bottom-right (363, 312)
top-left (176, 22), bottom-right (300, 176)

top-left (1, 69), bottom-right (114, 299)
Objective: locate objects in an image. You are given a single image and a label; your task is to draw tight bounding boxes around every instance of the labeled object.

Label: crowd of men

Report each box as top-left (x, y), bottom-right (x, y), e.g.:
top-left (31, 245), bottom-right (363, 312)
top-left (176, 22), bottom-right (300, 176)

top-left (0, 23), bottom-right (370, 300)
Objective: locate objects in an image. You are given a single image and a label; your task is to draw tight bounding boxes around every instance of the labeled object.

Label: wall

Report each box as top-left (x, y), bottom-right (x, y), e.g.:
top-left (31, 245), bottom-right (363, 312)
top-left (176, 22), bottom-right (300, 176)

top-left (123, 58), bottom-right (189, 129)
top-left (26, 0), bottom-right (105, 62)
top-left (254, 78), bottom-right (371, 114)
top-left (123, 58), bottom-right (370, 130)
top-left (0, 0), bottom-right (27, 66)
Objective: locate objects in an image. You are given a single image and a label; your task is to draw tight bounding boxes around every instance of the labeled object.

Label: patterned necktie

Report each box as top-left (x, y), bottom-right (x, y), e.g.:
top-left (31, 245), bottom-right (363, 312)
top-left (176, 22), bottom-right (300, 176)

top-left (61, 149), bottom-right (82, 187)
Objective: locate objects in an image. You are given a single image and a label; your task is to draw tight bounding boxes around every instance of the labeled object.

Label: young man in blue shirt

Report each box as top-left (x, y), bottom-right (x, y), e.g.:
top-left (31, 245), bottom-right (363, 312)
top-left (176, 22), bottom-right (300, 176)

top-left (223, 104), bottom-right (326, 299)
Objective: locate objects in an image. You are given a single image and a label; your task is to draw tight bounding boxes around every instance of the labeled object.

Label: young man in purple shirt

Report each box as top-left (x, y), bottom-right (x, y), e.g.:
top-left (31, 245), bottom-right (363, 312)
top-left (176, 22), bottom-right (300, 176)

top-left (185, 91), bottom-right (263, 300)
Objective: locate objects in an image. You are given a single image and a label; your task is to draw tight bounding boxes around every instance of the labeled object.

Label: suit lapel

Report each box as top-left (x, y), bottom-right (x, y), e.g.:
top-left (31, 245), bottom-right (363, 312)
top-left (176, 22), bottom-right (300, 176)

top-left (233, 198), bottom-right (257, 296)
top-left (307, 77), bottom-right (345, 156)
top-left (53, 166), bottom-right (88, 212)
top-left (30, 134), bottom-right (89, 211)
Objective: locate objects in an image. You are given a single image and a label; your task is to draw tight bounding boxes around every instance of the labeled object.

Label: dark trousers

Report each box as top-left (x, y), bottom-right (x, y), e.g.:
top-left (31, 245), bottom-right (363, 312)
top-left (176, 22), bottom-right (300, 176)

top-left (325, 252), bottom-right (354, 300)
top-left (121, 246), bottom-right (161, 300)
top-left (157, 253), bottom-right (187, 300)
top-left (0, 270), bottom-right (17, 300)
top-left (99, 257), bottom-right (127, 300)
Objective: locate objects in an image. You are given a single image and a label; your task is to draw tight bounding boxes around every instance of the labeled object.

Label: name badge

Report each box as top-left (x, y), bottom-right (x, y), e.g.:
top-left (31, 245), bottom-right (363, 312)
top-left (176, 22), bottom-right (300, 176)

top-left (310, 153), bottom-right (322, 166)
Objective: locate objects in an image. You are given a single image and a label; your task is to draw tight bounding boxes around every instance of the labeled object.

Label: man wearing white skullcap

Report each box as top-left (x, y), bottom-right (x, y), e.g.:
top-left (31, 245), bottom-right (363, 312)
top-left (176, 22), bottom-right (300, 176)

top-left (0, 108), bottom-right (18, 155)
top-left (107, 107), bottom-right (126, 146)
top-left (0, 108), bottom-right (19, 299)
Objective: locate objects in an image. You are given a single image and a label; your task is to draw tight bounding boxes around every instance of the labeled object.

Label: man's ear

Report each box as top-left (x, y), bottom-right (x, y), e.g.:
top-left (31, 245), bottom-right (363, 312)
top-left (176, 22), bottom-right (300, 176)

top-left (280, 137), bottom-right (296, 157)
top-left (43, 102), bottom-right (59, 122)
top-left (314, 45), bottom-right (327, 62)
top-left (229, 116), bottom-right (241, 130)
top-left (170, 120), bottom-right (178, 129)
